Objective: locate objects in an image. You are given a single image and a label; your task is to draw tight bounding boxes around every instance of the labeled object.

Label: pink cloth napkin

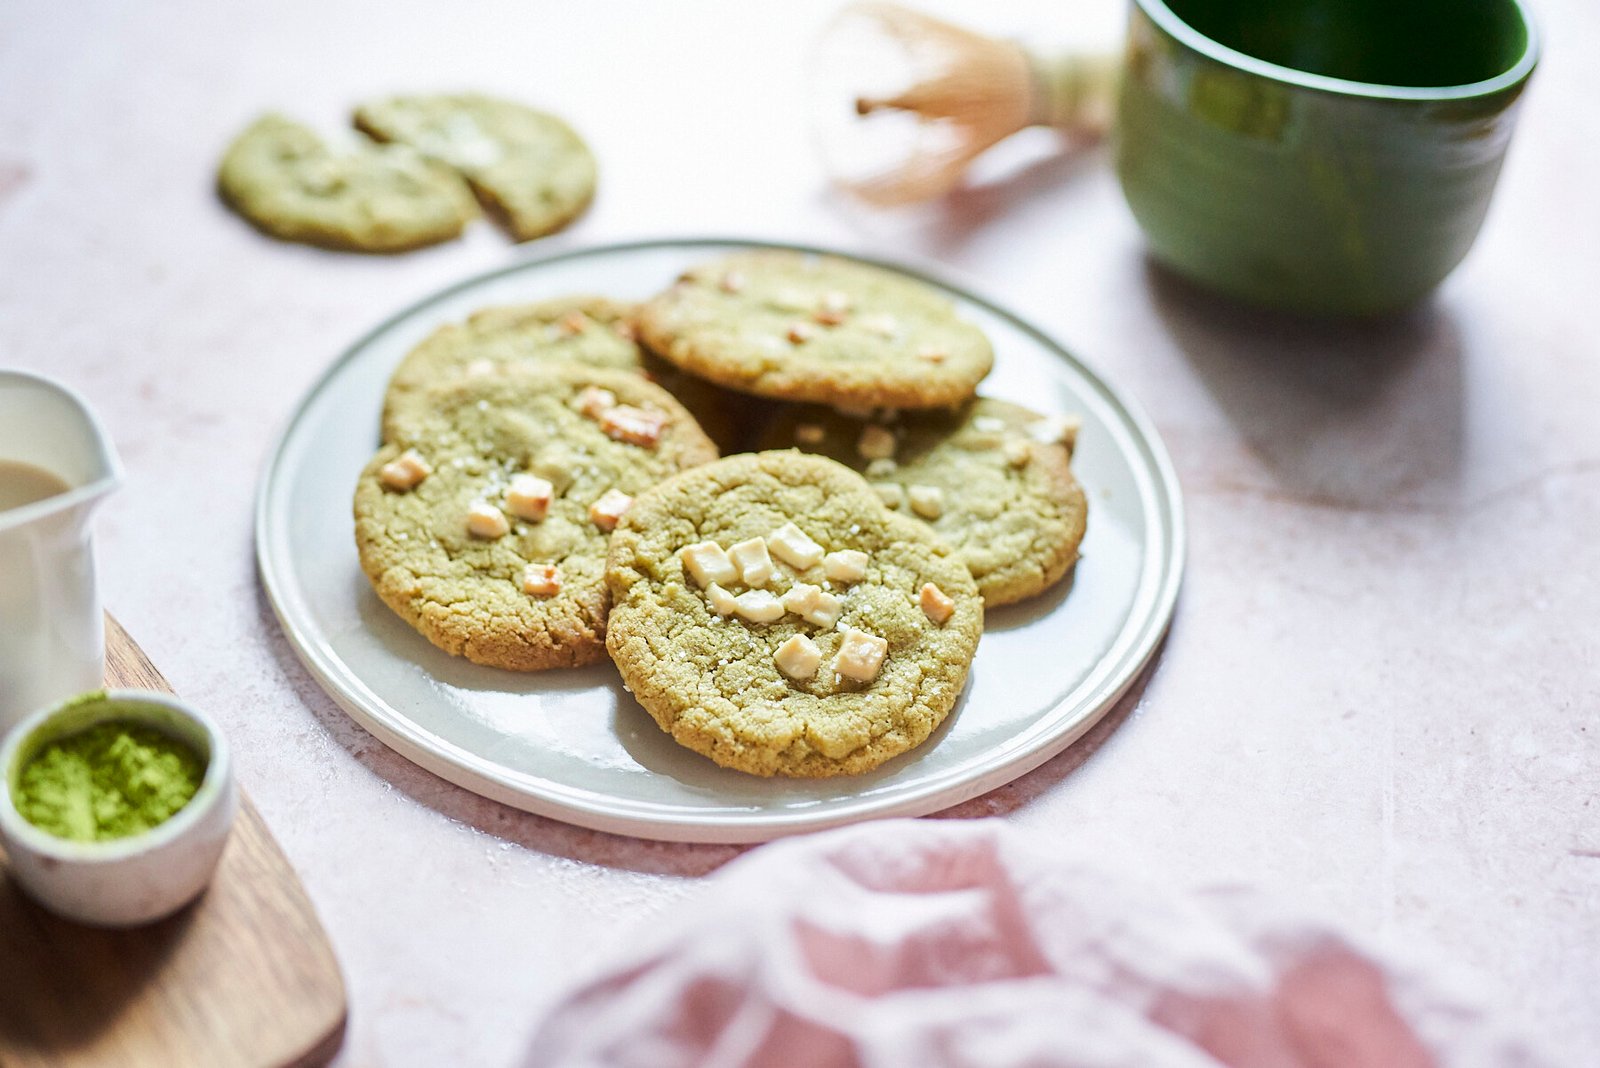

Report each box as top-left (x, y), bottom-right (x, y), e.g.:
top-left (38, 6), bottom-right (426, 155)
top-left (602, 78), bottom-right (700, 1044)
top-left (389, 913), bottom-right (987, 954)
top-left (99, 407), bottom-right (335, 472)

top-left (523, 819), bottom-right (1551, 1067)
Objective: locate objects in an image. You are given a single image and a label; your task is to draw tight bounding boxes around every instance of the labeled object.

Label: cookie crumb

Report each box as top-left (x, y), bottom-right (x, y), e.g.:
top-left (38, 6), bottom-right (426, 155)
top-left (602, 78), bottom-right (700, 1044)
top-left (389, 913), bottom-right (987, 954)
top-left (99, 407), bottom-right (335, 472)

top-left (774, 635), bottom-right (822, 681)
top-left (919, 583), bottom-right (955, 625)
top-left (380, 449), bottom-right (431, 491)
top-left (522, 564), bottom-right (561, 597)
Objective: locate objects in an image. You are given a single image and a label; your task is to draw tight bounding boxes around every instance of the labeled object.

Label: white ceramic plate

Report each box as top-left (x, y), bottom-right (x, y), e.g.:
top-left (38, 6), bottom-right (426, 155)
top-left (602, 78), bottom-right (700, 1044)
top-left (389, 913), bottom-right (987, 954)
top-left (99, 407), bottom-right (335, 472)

top-left (255, 238), bottom-right (1183, 843)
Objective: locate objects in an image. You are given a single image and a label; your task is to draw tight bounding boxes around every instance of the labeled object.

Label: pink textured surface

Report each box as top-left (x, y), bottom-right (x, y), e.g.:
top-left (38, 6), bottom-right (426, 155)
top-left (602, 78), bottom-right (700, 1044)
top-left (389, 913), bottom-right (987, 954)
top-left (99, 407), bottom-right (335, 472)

top-left (0, 1), bottom-right (1594, 1064)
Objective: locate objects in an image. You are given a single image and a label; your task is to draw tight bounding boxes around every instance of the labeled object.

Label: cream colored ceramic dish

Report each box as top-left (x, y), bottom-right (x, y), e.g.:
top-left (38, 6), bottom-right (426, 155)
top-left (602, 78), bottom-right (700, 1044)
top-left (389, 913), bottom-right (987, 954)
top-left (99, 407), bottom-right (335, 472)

top-left (254, 238), bottom-right (1183, 843)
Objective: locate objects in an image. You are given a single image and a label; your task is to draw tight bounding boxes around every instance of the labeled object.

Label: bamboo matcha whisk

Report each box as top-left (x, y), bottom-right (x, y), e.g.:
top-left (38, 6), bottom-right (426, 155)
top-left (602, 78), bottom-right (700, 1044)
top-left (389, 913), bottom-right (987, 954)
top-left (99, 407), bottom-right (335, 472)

top-left (810, 2), bottom-right (1119, 205)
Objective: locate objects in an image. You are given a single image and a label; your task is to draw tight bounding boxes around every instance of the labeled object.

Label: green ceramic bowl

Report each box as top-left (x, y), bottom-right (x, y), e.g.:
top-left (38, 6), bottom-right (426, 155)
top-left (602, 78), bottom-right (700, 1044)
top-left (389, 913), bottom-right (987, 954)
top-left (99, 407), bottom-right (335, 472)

top-left (1114, 0), bottom-right (1539, 316)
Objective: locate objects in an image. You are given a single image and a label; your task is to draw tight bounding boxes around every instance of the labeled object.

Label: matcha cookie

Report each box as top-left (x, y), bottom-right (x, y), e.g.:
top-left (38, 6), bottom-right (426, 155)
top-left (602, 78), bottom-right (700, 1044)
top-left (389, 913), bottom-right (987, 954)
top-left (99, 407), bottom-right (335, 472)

top-left (355, 93), bottom-right (596, 242)
top-left (606, 451), bottom-right (982, 777)
top-left (355, 365), bottom-right (718, 670)
top-left (759, 399), bottom-right (1086, 606)
top-left (217, 114), bottom-right (477, 252)
top-left (380, 295), bottom-right (749, 452)
top-left (635, 251), bottom-right (994, 410)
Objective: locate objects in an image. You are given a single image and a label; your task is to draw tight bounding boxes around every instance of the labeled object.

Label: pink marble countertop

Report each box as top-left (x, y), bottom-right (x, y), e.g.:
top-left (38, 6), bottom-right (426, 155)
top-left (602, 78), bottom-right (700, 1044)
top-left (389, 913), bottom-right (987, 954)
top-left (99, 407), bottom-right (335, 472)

top-left (2, 2), bottom-right (1594, 1064)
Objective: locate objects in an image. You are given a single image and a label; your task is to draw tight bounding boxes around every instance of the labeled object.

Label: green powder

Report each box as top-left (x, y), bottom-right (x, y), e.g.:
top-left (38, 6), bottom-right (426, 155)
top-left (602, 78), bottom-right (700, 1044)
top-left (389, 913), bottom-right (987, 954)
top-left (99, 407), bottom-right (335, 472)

top-left (13, 721), bottom-right (205, 842)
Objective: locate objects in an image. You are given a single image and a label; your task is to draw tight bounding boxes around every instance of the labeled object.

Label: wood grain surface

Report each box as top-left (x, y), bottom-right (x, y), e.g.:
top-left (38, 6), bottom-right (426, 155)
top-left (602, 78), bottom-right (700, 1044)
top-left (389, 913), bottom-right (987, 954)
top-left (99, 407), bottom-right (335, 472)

top-left (0, 616), bottom-right (346, 1068)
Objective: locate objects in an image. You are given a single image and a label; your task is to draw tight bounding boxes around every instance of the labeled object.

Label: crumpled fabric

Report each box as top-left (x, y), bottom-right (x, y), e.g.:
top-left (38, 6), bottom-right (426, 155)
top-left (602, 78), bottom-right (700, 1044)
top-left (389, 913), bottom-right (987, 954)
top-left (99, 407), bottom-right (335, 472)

top-left (522, 819), bottom-right (1551, 1068)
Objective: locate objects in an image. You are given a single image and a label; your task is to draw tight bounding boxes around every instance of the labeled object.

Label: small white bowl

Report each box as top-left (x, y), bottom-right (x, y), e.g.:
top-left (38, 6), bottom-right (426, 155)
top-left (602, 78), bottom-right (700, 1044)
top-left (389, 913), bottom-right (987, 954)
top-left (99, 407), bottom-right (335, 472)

top-left (0, 689), bottom-right (238, 927)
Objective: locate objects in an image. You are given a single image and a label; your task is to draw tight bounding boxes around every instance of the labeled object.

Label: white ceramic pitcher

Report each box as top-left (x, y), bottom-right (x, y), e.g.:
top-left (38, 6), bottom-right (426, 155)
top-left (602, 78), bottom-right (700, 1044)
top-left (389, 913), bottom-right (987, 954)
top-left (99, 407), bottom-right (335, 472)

top-left (0, 370), bottom-right (122, 733)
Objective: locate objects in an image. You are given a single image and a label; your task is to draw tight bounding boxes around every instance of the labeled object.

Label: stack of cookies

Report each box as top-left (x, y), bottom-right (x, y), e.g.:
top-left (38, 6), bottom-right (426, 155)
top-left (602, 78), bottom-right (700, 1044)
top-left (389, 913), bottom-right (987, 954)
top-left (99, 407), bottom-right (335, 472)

top-left (354, 250), bottom-right (1086, 777)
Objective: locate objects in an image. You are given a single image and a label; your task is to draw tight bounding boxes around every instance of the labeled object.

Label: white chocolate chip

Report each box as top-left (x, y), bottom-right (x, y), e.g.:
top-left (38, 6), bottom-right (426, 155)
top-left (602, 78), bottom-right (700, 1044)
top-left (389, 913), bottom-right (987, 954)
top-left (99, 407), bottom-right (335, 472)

top-left (379, 449), bottom-right (431, 491)
top-left (823, 549), bottom-right (868, 583)
top-left (613, 320), bottom-right (638, 342)
top-left (705, 583), bottom-right (738, 616)
top-left (1004, 439), bottom-right (1032, 467)
top-left (588, 488), bottom-right (633, 531)
top-left (733, 589), bottom-right (785, 624)
top-left (600, 405), bottom-right (668, 447)
top-left (857, 424), bottom-right (896, 461)
top-left (795, 423), bottom-right (825, 445)
top-left (574, 386), bottom-right (617, 419)
top-left (466, 500), bottom-right (510, 539)
top-left (464, 358), bottom-right (496, 378)
top-left (864, 457), bottom-right (897, 479)
top-left (522, 564), bottom-right (561, 597)
top-left (772, 286), bottom-right (812, 312)
top-left (787, 322), bottom-right (816, 344)
top-left (858, 313), bottom-right (900, 339)
top-left (558, 310), bottom-right (588, 336)
top-left (916, 346), bottom-right (948, 364)
top-left (767, 522), bottom-right (824, 570)
top-left (871, 482), bottom-right (905, 509)
top-left (974, 416), bottom-right (1006, 433)
top-left (908, 484), bottom-right (945, 519)
top-left (505, 473), bottom-right (554, 522)
top-left (782, 583), bottom-right (843, 628)
top-left (774, 635), bottom-right (822, 681)
top-left (919, 582), bottom-right (955, 625)
top-left (719, 270), bottom-right (746, 294)
top-left (680, 541), bottom-right (738, 588)
top-left (813, 291), bottom-right (851, 326)
top-left (1029, 414), bottom-right (1083, 448)
top-left (728, 537), bottom-right (775, 587)
top-left (835, 627), bottom-right (888, 683)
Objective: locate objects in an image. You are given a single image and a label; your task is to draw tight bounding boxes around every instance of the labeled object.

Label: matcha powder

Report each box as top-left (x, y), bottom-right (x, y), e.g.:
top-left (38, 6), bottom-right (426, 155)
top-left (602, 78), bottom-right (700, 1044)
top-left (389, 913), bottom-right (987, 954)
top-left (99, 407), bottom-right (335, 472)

top-left (14, 722), bottom-right (205, 842)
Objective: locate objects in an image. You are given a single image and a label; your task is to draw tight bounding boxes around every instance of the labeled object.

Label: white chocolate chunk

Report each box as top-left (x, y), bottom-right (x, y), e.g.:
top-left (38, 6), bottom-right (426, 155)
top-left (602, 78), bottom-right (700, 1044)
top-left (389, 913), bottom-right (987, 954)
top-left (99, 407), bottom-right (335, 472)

top-left (521, 564), bottom-right (561, 597)
top-left (973, 416), bottom-right (1006, 433)
top-left (728, 537), bottom-right (775, 587)
top-left (1029, 414), bottom-right (1082, 448)
top-left (466, 501), bottom-right (510, 539)
top-left (858, 312), bottom-right (899, 339)
top-left (706, 583), bottom-right (738, 616)
top-left (915, 346), bottom-right (948, 364)
top-left (771, 286), bottom-right (812, 312)
top-left (774, 634), bottom-right (822, 681)
top-left (834, 401), bottom-right (877, 419)
top-left (379, 449), bottom-right (431, 491)
top-left (920, 582), bottom-right (955, 625)
top-left (464, 358), bottom-right (496, 378)
top-left (574, 386), bottom-right (617, 419)
top-left (787, 321), bottom-right (816, 344)
top-left (871, 482), bottom-right (905, 509)
top-left (767, 522), bottom-right (824, 570)
top-left (505, 473), bottom-right (554, 522)
top-left (823, 549), bottom-right (868, 583)
top-left (908, 484), bottom-right (945, 519)
top-left (680, 541), bottom-right (738, 587)
top-left (782, 583), bottom-right (843, 628)
top-left (857, 425), bottom-right (896, 461)
top-left (835, 627), bottom-right (888, 683)
top-left (795, 423), bottom-right (825, 445)
top-left (588, 488), bottom-right (633, 531)
top-left (733, 589), bottom-right (785, 624)
top-left (864, 458), bottom-right (897, 479)
top-left (719, 270), bottom-right (746, 294)
top-left (600, 405), bottom-right (668, 447)
top-left (558, 310), bottom-right (589, 336)
top-left (1004, 439), bottom-right (1032, 468)
top-left (814, 291), bottom-right (851, 326)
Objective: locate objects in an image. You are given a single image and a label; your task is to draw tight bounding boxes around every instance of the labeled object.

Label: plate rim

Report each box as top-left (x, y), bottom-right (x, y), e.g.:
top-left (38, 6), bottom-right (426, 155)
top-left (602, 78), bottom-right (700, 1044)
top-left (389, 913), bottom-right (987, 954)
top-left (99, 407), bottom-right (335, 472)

top-left (254, 235), bottom-right (1185, 843)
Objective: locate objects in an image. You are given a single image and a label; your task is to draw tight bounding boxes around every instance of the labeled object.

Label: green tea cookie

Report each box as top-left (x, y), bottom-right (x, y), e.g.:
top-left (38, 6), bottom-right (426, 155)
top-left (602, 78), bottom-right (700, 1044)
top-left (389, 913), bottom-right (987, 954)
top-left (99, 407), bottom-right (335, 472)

top-left (635, 250), bottom-right (994, 409)
top-left (606, 451), bottom-right (982, 777)
top-left (217, 114), bottom-right (477, 252)
top-left (355, 365), bottom-right (718, 670)
top-left (355, 93), bottom-right (596, 242)
top-left (382, 296), bottom-right (644, 438)
top-left (759, 398), bottom-right (1086, 606)
top-left (380, 296), bottom-right (749, 453)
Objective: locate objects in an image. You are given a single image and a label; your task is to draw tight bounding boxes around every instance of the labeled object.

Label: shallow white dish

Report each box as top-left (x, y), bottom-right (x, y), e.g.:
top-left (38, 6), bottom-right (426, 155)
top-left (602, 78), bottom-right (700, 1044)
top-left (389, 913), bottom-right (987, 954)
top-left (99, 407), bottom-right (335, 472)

top-left (255, 238), bottom-right (1183, 843)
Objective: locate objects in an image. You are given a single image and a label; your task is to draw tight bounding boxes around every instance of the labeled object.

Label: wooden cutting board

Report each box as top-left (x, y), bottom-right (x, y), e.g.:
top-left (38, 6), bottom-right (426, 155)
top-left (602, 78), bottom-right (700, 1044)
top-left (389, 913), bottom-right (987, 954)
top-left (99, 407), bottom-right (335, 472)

top-left (0, 616), bottom-right (347, 1068)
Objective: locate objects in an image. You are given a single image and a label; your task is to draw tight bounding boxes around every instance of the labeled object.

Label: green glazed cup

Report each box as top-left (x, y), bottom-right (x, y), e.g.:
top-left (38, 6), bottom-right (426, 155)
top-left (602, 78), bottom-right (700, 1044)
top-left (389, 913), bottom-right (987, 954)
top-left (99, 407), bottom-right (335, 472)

top-left (1114, 0), bottom-right (1539, 316)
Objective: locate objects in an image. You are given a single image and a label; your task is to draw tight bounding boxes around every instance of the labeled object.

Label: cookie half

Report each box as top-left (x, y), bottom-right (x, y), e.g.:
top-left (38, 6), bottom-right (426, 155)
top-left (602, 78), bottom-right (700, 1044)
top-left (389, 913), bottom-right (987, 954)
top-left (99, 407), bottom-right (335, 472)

top-left (355, 93), bottom-right (596, 242)
top-left (355, 366), bottom-right (718, 670)
top-left (217, 114), bottom-right (477, 252)
top-left (760, 399), bottom-right (1086, 606)
top-left (606, 451), bottom-right (982, 777)
top-left (636, 251), bottom-right (994, 410)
